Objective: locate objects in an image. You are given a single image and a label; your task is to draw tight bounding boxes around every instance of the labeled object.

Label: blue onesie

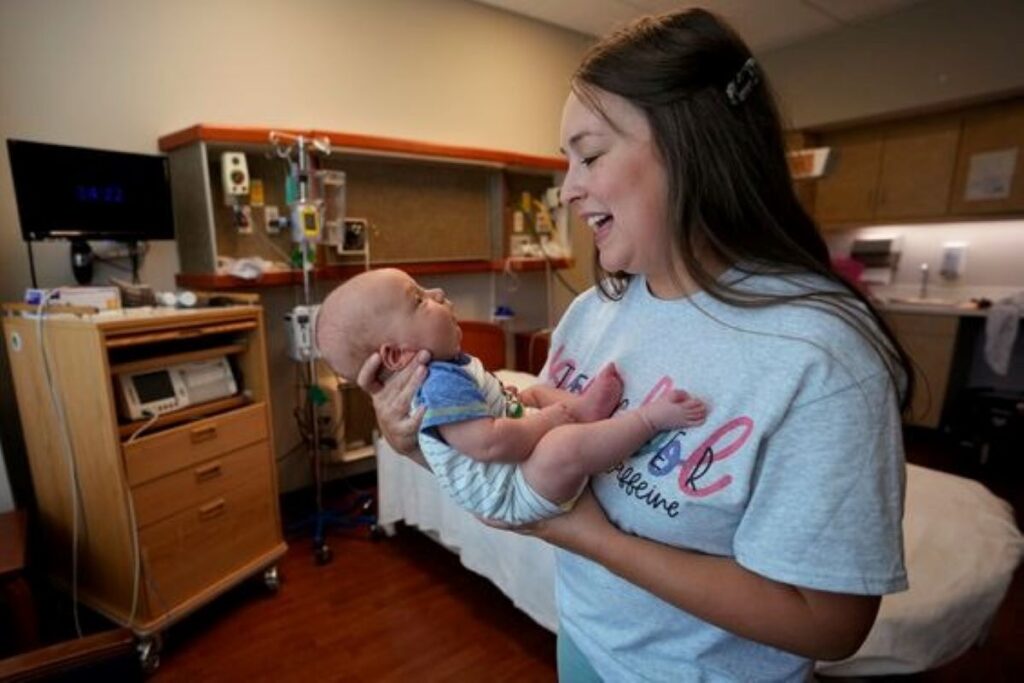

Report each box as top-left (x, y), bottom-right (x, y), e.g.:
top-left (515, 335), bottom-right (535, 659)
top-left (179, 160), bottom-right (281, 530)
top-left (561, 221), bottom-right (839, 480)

top-left (413, 354), bottom-right (563, 525)
top-left (546, 271), bottom-right (908, 682)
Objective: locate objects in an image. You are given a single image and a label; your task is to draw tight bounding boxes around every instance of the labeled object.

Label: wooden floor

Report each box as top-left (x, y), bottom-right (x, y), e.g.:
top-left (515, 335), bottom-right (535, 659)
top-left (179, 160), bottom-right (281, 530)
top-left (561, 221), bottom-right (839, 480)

top-left (151, 515), bottom-right (557, 681)
top-left (11, 429), bottom-right (1022, 681)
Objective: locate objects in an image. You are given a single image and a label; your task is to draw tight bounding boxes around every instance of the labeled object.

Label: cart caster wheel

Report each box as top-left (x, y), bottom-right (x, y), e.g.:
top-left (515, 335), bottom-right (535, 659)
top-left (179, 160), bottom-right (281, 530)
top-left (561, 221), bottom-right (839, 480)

top-left (314, 543), bottom-right (333, 565)
top-left (263, 565), bottom-right (281, 592)
top-left (369, 524), bottom-right (385, 541)
top-left (137, 634), bottom-right (163, 674)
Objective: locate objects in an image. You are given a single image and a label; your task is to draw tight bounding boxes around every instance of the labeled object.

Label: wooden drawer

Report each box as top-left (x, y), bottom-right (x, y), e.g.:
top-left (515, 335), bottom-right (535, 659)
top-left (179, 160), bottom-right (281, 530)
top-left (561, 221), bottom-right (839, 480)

top-left (123, 403), bottom-right (268, 486)
top-left (884, 312), bottom-right (959, 339)
top-left (139, 463), bottom-right (279, 613)
top-left (131, 440), bottom-right (273, 529)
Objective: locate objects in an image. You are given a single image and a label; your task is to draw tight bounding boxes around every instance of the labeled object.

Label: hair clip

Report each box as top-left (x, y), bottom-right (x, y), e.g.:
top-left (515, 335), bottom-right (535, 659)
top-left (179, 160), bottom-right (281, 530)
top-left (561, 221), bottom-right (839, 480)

top-left (725, 58), bottom-right (760, 106)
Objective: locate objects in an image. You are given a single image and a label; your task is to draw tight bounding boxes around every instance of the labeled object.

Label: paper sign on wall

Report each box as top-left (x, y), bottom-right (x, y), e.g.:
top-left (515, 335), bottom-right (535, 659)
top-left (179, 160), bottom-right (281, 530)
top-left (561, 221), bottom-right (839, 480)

top-left (964, 147), bottom-right (1017, 201)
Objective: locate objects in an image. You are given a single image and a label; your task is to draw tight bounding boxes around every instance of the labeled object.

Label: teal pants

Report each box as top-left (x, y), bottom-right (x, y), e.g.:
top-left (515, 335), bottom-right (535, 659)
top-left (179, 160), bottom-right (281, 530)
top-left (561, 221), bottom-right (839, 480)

top-left (557, 629), bottom-right (602, 682)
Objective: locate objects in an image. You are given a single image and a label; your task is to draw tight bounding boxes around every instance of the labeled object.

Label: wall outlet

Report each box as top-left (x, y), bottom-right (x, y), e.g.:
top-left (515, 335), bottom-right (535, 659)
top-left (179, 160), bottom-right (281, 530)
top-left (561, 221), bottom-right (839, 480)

top-left (940, 242), bottom-right (968, 279)
top-left (234, 205), bottom-right (253, 234)
top-left (264, 205), bottom-right (280, 234)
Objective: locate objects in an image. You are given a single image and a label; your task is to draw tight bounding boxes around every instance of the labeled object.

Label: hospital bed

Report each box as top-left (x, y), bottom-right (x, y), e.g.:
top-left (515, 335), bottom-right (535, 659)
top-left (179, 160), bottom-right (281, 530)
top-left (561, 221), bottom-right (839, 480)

top-left (376, 323), bottom-right (1024, 676)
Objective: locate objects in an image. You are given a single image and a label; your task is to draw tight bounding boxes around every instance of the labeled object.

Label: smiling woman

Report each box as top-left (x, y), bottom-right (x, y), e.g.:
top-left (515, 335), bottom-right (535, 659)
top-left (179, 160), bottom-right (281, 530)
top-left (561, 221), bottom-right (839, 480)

top-left (363, 8), bottom-right (916, 683)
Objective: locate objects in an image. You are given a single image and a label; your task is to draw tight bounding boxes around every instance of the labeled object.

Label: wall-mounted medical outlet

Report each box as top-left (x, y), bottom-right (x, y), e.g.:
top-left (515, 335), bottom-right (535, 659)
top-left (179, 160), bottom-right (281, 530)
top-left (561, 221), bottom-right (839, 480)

top-left (263, 205), bottom-right (281, 234)
top-left (940, 242), bottom-right (968, 280)
top-left (220, 152), bottom-right (250, 204)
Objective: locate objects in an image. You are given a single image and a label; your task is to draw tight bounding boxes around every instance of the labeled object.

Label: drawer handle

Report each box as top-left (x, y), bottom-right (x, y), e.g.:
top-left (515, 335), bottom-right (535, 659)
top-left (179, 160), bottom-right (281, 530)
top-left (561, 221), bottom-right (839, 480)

top-left (198, 498), bottom-right (226, 521)
top-left (194, 461), bottom-right (223, 482)
top-left (190, 425), bottom-right (218, 443)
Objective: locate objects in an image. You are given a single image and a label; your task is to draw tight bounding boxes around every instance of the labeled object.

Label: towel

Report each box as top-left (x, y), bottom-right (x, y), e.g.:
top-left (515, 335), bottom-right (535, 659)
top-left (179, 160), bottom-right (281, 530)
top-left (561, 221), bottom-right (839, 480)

top-left (984, 292), bottom-right (1024, 375)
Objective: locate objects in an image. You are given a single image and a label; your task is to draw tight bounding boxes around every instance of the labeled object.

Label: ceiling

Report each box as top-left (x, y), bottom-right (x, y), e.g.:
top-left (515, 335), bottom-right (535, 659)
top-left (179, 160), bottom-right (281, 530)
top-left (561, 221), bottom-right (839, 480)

top-left (472, 0), bottom-right (931, 52)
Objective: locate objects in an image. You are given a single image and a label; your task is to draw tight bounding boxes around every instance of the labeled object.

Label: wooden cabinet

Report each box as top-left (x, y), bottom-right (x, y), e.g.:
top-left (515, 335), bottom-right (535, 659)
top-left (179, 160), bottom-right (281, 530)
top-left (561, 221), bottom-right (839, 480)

top-left (949, 99), bottom-right (1024, 215)
top-left (875, 116), bottom-right (961, 220)
top-left (814, 129), bottom-right (884, 228)
top-left (805, 97), bottom-right (1024, 226)
top-left (2, 304), bottom-right (286, 638)
top-left (884, 312), bottom-right (959, 429)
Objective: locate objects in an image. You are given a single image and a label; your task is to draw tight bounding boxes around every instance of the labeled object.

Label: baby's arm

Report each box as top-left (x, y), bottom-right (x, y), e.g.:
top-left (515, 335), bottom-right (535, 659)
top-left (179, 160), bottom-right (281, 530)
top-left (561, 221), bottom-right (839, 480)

top-left (438, 405), bottom-right (575, 463)
top-left (440, 363), bottom-right (626, 464)
top-left (518, 383), bottom-right (573, 409)
top-left (520, 362), bottom-right (622, 409)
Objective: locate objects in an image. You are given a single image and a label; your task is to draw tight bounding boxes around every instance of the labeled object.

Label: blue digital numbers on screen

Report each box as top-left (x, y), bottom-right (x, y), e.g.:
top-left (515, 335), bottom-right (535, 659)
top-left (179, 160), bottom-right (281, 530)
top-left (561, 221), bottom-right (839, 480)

top-left (75, 185), bottom-right (125, 204)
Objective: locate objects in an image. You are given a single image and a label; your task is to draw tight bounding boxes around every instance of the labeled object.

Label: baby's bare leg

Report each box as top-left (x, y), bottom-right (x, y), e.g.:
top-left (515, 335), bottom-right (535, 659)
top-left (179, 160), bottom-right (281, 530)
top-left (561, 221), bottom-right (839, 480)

top-left (521, 390), bottom-right (707, 504)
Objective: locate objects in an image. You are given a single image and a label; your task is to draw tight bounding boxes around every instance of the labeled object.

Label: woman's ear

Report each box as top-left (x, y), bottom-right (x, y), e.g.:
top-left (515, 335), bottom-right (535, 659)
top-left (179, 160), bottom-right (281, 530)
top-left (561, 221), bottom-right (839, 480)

top-left (380, 344), bottom-right (415, 371)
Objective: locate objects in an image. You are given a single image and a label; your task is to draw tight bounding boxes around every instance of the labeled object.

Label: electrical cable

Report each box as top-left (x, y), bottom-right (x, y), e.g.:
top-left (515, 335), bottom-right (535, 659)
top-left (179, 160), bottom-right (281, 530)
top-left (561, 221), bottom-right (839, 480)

top-left (122, 477), bottom-right (142, 628)
top-left (36, 289), bottom-right (84, 638)
top-left (126, 411), bottom-right (160, 444)
top-left (252, 227), bottom-right (294, 265)
top-left (125, 408), bottom-right (159, 627)
top-left (36, 292), bottom-right (146, 633)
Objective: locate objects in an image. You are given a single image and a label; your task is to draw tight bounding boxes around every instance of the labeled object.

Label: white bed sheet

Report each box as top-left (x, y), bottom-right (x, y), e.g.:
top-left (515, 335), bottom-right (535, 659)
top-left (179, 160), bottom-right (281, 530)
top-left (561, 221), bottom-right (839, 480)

top-left (376, 371), bottom-right (1024, 675)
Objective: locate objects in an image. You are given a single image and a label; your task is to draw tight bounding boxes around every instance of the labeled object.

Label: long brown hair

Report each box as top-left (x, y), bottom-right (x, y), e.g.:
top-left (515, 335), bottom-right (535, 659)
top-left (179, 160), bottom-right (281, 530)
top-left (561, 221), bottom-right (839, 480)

top-left (574, 8), bottom-right (914, 409)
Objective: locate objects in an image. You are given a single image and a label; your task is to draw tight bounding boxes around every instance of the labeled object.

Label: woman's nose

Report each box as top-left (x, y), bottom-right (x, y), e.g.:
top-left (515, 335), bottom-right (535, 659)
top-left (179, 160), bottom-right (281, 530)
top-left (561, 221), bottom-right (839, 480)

top-left (560, 170), bottom-right (583, 206)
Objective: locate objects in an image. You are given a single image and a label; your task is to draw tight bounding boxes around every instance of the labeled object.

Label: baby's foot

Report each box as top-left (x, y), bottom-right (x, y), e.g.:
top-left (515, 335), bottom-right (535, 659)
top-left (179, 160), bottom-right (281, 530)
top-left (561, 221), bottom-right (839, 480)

top-left (569, 363), bottom-right (623, 422)
top-left (639, 390), bottom-right (707, 432)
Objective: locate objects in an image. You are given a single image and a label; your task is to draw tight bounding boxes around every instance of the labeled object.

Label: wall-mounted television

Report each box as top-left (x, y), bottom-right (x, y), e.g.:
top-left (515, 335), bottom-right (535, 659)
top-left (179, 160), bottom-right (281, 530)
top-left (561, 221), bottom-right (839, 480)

top-left (6, 139), bottom-right (175, 242)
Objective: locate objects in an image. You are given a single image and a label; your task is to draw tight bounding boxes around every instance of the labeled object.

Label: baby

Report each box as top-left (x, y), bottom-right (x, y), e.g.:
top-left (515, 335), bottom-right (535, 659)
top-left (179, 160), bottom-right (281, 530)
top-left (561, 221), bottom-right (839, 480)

top-left (316, 268), bottom-right (707, 525)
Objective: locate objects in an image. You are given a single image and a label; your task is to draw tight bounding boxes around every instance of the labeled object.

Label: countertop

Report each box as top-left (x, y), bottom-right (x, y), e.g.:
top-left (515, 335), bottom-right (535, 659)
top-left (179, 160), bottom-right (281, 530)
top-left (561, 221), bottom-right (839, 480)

top-left (876, 300), bottom-right (993, 318)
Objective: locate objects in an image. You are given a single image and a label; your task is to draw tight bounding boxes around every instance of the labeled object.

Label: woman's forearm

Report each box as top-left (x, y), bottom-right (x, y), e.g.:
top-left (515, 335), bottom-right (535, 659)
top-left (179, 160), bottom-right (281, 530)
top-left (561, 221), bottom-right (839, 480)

top-left (567, 526), bottom-right (878, 661)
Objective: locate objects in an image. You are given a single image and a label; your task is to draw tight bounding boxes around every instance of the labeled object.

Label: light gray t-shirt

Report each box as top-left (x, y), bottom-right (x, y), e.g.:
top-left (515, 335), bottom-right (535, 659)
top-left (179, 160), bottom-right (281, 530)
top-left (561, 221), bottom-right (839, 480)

top-left (545, 273), bottom-right (908, 683)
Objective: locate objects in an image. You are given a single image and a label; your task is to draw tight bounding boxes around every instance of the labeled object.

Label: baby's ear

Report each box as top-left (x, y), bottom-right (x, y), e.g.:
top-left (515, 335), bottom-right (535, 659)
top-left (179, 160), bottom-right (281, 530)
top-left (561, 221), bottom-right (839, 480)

top-left (380, 343), bottom-right (414, 371)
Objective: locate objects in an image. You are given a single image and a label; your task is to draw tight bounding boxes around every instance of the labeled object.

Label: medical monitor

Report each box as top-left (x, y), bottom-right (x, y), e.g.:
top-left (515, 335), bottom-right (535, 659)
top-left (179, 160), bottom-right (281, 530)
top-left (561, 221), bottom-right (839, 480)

top-left (7, 138), bottom-right (175, 242)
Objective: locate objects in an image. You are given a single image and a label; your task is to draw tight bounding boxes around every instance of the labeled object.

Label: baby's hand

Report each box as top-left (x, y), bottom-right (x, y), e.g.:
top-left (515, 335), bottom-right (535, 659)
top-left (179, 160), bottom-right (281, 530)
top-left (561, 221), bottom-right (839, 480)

top-left (639, 390), bottom-right (707, 432)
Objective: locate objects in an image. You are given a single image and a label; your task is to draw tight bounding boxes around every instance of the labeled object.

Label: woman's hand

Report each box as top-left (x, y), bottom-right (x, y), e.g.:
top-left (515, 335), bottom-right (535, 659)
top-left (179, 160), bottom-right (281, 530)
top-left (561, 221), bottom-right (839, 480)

top-left (357, 348), bottom-right (431, 456)
top-left (479, 487), bottom-right (618, 559)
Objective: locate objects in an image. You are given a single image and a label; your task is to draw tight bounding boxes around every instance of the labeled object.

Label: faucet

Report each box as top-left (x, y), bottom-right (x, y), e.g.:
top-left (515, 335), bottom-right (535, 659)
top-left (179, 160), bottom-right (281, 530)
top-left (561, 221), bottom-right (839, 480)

top-left (918, 262), bottom-right (929, 300)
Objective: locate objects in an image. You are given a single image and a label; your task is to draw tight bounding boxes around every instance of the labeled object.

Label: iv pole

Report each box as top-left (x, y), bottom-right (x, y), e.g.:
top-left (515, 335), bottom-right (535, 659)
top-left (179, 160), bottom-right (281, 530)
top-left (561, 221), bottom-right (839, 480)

top-left (271, 131), bottom-right (376, 565)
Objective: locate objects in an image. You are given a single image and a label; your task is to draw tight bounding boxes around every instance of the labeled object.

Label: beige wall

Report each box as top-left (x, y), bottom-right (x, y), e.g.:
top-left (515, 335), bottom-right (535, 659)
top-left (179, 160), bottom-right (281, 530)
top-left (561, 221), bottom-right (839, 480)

top-left (0, 0), bottom-right (591, 299)
top-left (0, 0), bottom-right (591, 496)
top-left (761, 0), bottom-right (1024, 130)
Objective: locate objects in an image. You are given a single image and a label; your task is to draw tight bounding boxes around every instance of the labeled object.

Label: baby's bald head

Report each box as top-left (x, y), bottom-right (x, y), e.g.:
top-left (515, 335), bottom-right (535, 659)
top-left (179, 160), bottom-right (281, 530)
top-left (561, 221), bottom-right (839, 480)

top-left (317, 268), bottom-right (461, 382)
top-left (316, 269), bottom-right (407, 381)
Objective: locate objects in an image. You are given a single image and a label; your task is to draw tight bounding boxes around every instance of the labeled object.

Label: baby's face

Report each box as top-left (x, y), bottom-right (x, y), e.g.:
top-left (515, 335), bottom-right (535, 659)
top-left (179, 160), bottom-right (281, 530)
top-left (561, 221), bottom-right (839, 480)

top-left (376, 270), bottom-right (462, 362)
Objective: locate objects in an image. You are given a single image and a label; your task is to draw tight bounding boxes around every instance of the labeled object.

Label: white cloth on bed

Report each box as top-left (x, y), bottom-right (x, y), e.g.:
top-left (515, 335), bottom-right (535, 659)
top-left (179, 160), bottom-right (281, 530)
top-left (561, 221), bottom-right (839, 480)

top-left (816, 464), bottom-right (1024, 676)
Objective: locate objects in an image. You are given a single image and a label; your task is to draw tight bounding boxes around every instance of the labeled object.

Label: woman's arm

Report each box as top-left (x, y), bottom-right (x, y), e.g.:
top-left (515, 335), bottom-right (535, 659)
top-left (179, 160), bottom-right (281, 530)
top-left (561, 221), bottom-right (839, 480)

top-left (534, 491), bottom-right (879, 661)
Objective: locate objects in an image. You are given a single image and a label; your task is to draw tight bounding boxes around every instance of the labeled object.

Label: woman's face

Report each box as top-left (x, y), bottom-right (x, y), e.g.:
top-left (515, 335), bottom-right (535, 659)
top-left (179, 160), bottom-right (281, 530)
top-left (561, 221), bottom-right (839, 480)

top-left (560, 87), bottom-right (680, 295)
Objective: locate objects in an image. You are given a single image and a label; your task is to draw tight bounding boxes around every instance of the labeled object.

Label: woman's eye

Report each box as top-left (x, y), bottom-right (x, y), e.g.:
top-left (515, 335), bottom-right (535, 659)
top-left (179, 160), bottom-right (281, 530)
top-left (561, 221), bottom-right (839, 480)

top-left (581, 154), bottom-right (600, 167)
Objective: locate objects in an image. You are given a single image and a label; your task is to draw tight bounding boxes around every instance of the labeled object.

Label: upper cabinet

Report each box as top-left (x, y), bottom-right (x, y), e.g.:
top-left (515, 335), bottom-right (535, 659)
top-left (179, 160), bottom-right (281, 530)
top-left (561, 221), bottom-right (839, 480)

top-left (875, 116), bottom-right (961, 220)
top-left (803, 97), bottom-right (1024, 229)
top-left (814, 128), bottom-right (884, 228)
top-left (948, 100), bottom-right (1024, 215)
